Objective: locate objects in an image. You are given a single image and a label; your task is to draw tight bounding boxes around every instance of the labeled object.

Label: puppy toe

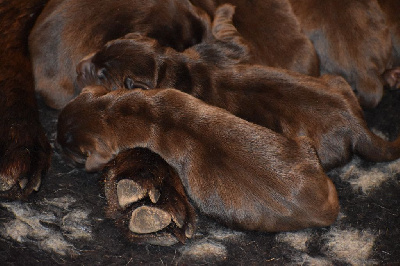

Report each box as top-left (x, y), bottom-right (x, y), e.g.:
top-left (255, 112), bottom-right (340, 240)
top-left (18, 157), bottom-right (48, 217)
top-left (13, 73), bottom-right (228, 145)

top-left (103, 148), bottom-right (197, 245)
top-left (116, 179), bottom-right (147, 208)
top-left (129, 206), bottom-right (172, 234)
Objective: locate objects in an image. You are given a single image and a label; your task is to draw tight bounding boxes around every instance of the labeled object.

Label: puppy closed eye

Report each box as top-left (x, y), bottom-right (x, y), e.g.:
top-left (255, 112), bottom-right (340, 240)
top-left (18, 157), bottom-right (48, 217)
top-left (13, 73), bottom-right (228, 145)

top-left (124, 77), bottom-right (150, 90)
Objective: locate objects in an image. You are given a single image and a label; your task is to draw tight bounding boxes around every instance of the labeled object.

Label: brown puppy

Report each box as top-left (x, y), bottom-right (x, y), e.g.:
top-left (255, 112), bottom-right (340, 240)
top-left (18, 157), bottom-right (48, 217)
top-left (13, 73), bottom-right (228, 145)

top-left (30, 0), bottom-right (214, 110)
top-left (78, 26), bottom-right (400, 171)
top-left (29, 0), bottom-right (318, 111)
top-left (1, 0), bottom-right (218, 200)
top-left (57, 86), bottom-right (339, 234)
top-left (0, 0), bottom-right (318, 201)
top-left (288, 0), bottom-right (395, 108)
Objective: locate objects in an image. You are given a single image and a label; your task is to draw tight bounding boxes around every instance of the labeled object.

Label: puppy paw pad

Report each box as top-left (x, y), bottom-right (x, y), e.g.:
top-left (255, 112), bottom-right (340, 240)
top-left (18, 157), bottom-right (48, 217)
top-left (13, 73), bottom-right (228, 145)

top-left (129, 206), bottom-right (172, 234)
top-left (149, 188), bottom-right (160, 203)
top-left (117, 179), bottom-right (147, 208)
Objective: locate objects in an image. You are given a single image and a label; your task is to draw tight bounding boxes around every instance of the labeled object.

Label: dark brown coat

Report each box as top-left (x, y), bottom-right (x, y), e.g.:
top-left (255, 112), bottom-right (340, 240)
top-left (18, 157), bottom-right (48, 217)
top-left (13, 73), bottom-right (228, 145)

top-left (57, 86), bottom-right (339, 232)
top-left (78, 32), bottom-right (400, 170)
top-left (289, 0), bottom-right (394, 108)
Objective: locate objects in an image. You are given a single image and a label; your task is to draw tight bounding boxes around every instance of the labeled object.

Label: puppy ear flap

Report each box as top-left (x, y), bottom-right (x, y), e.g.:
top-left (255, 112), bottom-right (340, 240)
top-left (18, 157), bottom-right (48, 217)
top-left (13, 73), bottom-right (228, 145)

top-left (85, 152), bottom-right (113, 172)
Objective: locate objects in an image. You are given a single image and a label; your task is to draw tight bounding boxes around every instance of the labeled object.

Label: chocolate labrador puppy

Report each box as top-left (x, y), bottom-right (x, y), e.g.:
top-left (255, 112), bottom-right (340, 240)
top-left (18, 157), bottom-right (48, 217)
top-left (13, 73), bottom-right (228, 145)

top-left (289, 0), bottom-right (400, 108)
top-left (0, 0), bottom-right (317, 200)
top-left (70, 5), bottom-right (400, 242)
top-left (57, 86), bottom-right (339, 237)
top-left (0, 0), bottom-right (321, 243)
top-left (1, 0), bottom-right (399, 245)
top-left (78, 21), bottom-right (400, 171)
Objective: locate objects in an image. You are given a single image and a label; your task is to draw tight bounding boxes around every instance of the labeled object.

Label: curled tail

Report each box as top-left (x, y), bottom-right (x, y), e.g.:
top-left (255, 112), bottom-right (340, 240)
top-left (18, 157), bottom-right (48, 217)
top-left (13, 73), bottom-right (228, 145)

top-left (355, 129), bottom-right (400, 163)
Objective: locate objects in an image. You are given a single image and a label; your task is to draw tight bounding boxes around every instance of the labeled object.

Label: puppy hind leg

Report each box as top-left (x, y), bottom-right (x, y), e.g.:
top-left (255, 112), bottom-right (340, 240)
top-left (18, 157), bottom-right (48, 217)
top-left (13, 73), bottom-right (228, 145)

top-left (103, 148), bottom-right (196, 245)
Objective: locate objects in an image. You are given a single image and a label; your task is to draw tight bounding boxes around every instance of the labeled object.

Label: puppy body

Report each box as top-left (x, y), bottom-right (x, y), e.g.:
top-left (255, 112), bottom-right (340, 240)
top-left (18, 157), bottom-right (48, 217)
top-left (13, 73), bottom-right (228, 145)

top-left (58, 86), bottom-right (339, 232)
top-left (80, 34), bottom-right (400, 170)
top-left (289, 0), bottom-right (393, 108)
top-left (29, 0), bottom-right (320, 110)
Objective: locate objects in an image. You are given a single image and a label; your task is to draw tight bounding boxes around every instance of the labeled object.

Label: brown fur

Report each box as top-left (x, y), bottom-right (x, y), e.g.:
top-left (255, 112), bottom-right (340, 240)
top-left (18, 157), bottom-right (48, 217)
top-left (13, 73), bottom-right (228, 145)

top-left (378, 0), bottom-right (400, 66)
top-left (57, 86), bottom-right (339, 232)
top-left (1, 0), bottom-right (400, 243)
top-left (0, 1), bottom-right (51, 199)
top-left (30, 0), bottom-right (319, 110)
top-left (216, 0), bottom-right (319, 76)
top-left (30, 0), bottom-right (215, 109)
top-left (79, 25), bottom-right (400, 170)
top-left (289, 0), bottom-right (395, 108)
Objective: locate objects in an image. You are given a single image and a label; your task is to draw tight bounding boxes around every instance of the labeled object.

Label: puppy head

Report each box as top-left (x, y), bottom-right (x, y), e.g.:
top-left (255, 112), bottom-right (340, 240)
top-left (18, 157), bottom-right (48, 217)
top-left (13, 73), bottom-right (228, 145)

top-left (57, 86), bottom-right (116, 172)
top-left (76, 34), bottom-right (162, 93)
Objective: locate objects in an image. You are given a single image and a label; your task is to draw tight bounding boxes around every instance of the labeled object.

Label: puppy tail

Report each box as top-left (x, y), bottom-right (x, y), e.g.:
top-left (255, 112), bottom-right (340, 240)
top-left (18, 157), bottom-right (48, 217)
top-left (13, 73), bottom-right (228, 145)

top-left (354, 129), bottom-right (400, 163)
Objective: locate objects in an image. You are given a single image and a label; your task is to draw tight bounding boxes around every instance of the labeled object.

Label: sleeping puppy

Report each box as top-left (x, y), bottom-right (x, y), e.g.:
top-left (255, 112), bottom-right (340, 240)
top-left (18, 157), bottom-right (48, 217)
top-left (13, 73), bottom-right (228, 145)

top-left (0, 0), bottom-right (217, 200)
top-left (0, 0), bottom-right (317, 205)
top-left (288, 0), bottom-right (399, 108)
top-left (29, 0), bottom-right (215, 110)
top-left (77, 22), bottom-right (400, 171)
top-left (69, 7), bottom-right (400, 243)
top-left (57, 85), bottom-right (339, 236)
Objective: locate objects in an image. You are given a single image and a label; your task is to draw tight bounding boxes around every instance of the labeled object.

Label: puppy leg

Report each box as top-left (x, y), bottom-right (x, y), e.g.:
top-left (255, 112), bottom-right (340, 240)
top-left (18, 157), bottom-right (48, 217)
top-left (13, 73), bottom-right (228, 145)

top-left (0, 1), bottom-right (51, 199)
top-left (57, 87), bottom-right (339, 236)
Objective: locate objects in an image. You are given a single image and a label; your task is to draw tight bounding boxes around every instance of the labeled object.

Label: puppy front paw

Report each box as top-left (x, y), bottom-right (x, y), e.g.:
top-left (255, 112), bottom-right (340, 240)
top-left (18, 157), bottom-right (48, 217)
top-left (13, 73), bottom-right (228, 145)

top-left (0, 120), bottom-right (51, 199)
top-left (104, 148), bottom-right (196, 246)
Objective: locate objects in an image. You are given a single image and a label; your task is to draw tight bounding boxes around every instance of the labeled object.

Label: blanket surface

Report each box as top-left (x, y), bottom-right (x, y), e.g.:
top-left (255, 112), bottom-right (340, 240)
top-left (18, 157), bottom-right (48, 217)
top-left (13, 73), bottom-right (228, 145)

top-left (0, 90), bottom-right (399, 265)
